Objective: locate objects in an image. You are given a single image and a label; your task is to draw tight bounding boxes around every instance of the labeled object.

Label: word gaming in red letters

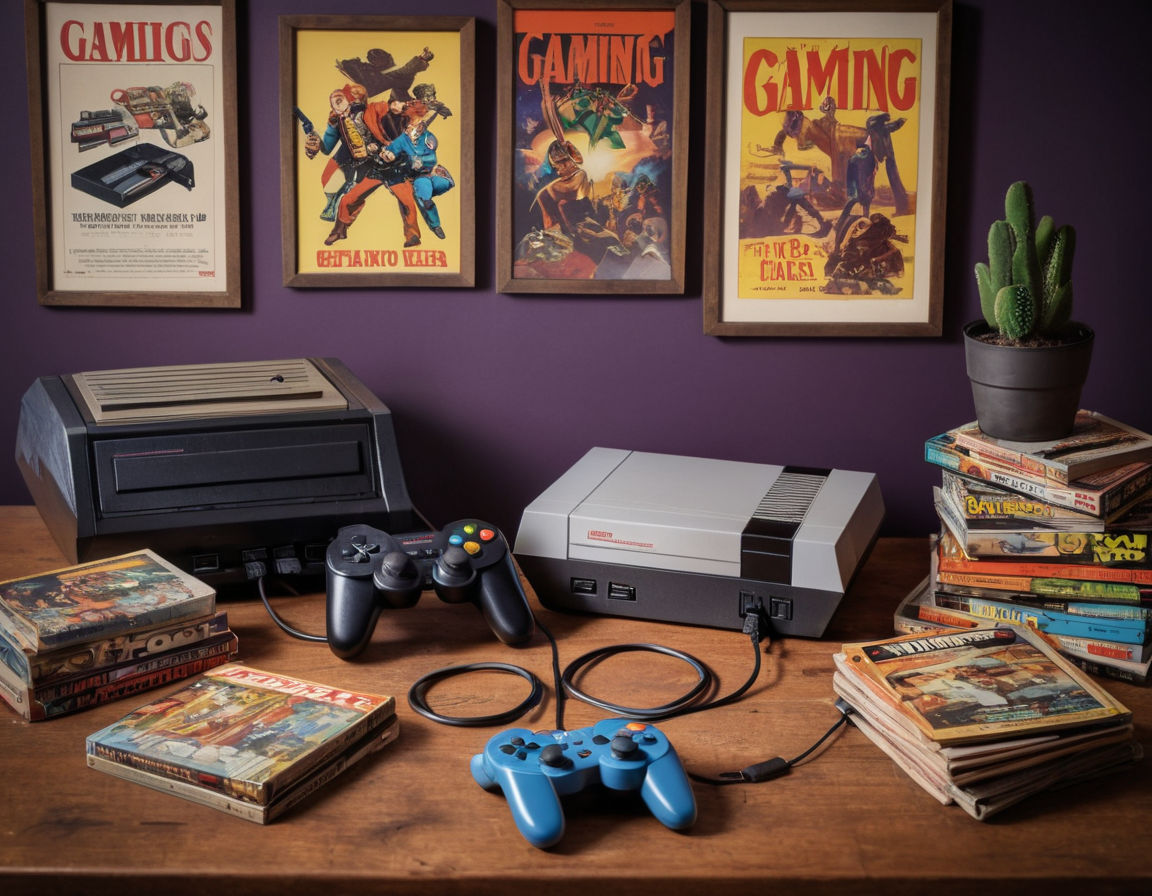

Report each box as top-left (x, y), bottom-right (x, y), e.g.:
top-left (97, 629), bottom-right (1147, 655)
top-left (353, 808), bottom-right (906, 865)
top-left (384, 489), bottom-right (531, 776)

top-left (518, 33), bottom-right (667, 87)
top-left (59, 19), bottom-right (215, 63)
top-left (743, 44), bottom-right (918, 115)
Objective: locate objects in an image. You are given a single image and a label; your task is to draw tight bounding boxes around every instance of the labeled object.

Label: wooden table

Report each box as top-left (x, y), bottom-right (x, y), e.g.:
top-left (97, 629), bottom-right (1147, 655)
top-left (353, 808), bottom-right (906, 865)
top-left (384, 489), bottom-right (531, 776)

top-left (1, 506), bottom-right (1149, 895)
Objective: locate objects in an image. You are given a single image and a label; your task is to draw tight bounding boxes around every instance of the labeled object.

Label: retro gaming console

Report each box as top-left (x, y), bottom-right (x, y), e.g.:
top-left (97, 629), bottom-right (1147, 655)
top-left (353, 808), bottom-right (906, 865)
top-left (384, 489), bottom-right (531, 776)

top-left (70, 143), bottom-right (194, 207)
top-left (16, 358), bottom-right (417, 585)
top-left (514, 448), bottom-right (884, 637)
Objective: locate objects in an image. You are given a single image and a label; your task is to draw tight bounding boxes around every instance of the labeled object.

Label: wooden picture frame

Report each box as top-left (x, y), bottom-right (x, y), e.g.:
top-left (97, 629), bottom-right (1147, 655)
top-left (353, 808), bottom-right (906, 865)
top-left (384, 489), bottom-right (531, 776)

top-left (25, 0), bottom-right (242, 308)
top-left (703, 0), bottom-right (951, 336)
top-left (280, 16), bottom-right (475, 288)
top-left (495, 0), bottom-right (689, 294)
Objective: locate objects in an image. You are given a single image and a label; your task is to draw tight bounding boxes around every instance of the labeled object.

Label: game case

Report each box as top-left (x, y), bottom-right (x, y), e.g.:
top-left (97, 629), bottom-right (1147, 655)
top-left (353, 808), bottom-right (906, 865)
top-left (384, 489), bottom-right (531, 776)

top-left (86, 664), bottom-right (397, 805)
top-left (87, 715), bottom-right (399, 823)
top-left (836, 674), bottom-right (1141, 821)
top-left (936, 531), bottom-right (1152, 586)
top-left (948, 412), bottom-right (1152, 485)
top-left (0, 611), bottom-right (230, 686)
top-left (924, 434), bottom-right (1152, 518)
top-left (1, 637), bottom-right (238, 722)
top-left (936, 486), bottom-right (1151, 566)
top-left (833, 626), bottom-right (1131, 746)
top-left (893, 579), bottom-right (1152, 685)
top-left (834, 666), bottom-right (1136, 784)
top-left (931, 591), bottom-right (1148, 646)
top-left (893, 577), bottom-right (980, 634)
top-left (938, 474), bottom-right (1110, 533)
top-left (0, 550), bottom-right (215, 652)
top-left (934, 568), bottom-right (1149, 603)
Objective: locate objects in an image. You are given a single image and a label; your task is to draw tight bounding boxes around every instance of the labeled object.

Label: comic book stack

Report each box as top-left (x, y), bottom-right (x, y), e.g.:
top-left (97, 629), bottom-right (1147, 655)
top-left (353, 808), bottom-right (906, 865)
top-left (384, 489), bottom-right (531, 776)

top-left (904, 410), bottom-right (1152, 683)
top-left (86, 664), bottom-right (399, 823)
top-left (0, 550), bottom-right (238, 721)
top-left (832, 627), bottom-right (1140, 820)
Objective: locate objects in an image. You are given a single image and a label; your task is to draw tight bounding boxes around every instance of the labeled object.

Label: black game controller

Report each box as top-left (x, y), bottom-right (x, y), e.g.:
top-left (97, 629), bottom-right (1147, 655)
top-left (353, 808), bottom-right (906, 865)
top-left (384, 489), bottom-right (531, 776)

top-left (324, 520), bottom-right (535, 659)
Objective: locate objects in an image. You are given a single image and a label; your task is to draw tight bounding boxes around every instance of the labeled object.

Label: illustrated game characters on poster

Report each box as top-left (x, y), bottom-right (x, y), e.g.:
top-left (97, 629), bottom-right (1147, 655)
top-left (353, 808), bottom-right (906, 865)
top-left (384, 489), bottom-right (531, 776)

top-left (292, 32), bottom-right (463, 275)
top-left (510, 10), bottom-right (677, 281)
top-left (735, 35), bottom-right (923, 301)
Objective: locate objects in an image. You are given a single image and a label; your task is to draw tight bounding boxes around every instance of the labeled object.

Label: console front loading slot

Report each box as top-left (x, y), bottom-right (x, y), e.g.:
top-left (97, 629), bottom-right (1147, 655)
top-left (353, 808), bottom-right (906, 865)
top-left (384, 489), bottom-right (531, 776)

top-left (93, 423), bottom-right (378, 514)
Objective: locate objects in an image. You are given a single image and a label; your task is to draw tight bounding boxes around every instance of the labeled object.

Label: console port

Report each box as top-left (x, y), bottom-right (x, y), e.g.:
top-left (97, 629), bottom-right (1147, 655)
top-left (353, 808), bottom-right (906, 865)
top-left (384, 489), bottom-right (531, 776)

top-left (739, 591), bottom-right (765, 618)
top-left (192, 554), bottom-right (220, 574)
top-left (608, 582), bottom-right (636, 602)
top-left (570, 577), bottom-right (598, 596)
top-left (769, 597), bottom-right (793, 621)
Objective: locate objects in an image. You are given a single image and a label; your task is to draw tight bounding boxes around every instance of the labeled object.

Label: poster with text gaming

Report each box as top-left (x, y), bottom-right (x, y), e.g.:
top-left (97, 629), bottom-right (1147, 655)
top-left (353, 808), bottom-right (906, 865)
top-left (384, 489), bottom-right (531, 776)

top-left (720, 10), bottom-right (942, 328)
top-left (44, 3), bottom-right (230, 296)
top-left (510, 8), bottom-right (677, 282)
top-left (292, 28), bottom-right (464, 277)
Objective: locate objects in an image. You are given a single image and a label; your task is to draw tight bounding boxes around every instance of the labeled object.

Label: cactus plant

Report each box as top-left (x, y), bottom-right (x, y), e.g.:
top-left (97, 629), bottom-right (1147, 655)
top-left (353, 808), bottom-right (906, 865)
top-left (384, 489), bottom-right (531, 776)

top-left (974, 181), bottom-right (1076, 345)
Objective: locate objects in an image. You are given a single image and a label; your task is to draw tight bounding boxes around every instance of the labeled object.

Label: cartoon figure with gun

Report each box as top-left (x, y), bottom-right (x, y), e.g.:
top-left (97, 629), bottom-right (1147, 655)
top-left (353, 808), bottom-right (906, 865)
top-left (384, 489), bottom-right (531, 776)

top-left (296, 48), bottom-right (456, 249)
top-left (380, 84), bottom-right (455, 240)
top-left (300, 84), bottom-right (421, 247)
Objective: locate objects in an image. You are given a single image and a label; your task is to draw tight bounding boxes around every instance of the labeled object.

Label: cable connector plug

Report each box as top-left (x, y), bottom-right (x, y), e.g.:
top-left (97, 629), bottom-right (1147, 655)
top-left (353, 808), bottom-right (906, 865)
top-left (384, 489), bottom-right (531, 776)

top-left (734, 756), bottom-right (791, 782)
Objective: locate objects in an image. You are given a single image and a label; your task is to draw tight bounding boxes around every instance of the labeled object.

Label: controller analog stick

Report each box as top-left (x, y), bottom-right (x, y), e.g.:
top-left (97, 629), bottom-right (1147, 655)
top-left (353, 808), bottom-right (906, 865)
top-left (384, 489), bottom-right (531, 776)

top-left (540, 744), bottom-right (571, 769)
top-left (436, 545), bottom-right (474, 586)
top-left (377, 551), bottom-right (419, 589)
top-left (611, 735), bottom-right (639, 759)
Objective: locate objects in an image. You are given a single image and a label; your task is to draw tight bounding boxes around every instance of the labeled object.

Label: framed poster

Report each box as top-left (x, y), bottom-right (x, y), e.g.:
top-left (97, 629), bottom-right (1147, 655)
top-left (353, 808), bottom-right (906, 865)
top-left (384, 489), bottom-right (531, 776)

top-left (25, 0), bottom-right (241, 308)
top-left (496, 0), bottom-right (689, 294)
top-left (703, 0), bottom-right (951, 336)
top-left (280, 16), bottom-right (474, 288)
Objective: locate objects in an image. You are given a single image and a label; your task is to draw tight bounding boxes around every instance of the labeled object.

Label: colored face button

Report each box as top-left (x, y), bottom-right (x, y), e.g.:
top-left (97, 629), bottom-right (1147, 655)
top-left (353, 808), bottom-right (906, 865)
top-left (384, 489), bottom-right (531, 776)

top-left (480, 528), bottom-right (496, 541)
top-left (463, 541), bottom-right (481, 555)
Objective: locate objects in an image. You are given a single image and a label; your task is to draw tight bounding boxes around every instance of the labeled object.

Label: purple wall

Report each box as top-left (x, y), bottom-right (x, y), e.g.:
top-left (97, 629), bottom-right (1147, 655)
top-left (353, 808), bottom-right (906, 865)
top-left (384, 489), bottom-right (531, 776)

top-left (4, 0), bottom-right (1149, 541)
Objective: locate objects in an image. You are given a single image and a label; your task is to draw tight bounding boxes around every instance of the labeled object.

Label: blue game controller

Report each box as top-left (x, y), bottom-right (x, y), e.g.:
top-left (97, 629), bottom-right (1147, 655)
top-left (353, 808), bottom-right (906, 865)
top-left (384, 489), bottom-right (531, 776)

top-left (470, 718), bottom-right (697, 848)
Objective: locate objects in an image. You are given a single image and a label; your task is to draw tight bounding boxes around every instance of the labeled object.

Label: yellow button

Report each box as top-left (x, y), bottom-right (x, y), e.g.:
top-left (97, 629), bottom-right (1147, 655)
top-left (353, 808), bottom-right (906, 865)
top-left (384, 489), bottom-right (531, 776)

top-left (463, 541), bottom-right (481, 555)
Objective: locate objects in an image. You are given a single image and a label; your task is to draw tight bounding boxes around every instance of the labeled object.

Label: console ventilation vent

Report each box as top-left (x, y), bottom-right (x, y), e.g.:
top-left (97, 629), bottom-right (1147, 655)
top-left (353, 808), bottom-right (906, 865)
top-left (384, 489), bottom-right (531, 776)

top-left (72, 359), bottom-right (347, 423)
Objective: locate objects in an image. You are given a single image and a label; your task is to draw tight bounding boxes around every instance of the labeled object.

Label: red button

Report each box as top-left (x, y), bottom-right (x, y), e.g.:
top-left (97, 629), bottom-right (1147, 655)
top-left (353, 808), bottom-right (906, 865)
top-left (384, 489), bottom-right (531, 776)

top-left (480, 528), bottom-right (496, 541)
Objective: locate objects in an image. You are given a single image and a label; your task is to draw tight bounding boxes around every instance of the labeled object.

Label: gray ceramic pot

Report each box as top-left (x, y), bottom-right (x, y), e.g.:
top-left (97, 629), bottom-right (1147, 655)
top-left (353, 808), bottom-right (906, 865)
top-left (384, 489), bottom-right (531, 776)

top-left (962, 320), bottom-right (1094, 441)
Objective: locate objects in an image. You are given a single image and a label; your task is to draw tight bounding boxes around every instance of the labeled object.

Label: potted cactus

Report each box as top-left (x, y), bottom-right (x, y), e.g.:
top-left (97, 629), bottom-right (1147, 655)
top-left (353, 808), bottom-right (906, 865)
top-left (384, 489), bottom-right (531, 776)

top-left (963, 180), bottom-right (1093, 441)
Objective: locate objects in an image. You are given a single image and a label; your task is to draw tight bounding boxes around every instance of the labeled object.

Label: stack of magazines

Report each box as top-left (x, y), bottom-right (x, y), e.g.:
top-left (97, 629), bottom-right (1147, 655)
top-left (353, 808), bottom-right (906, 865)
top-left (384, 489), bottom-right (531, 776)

top-left (912, 410), bottom-right (1152, 682)
top-left (0, 550), bottom-right (238, 720)
top-left (833, 627), bottom-right (1140, 820)
top-left (86, 664), bottom-right (399, 823)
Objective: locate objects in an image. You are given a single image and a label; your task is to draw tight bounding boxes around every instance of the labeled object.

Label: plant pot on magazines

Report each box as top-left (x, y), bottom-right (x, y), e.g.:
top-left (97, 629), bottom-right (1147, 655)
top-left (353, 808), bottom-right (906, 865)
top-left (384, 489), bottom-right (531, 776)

top-left (963, 320), bottom-right (1094, 442)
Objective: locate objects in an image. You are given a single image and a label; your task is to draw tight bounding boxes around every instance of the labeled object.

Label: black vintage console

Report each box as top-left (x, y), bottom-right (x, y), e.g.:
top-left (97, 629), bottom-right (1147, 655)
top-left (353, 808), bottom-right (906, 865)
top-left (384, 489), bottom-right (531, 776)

top-left (15, 358), bottom-right (417, 585)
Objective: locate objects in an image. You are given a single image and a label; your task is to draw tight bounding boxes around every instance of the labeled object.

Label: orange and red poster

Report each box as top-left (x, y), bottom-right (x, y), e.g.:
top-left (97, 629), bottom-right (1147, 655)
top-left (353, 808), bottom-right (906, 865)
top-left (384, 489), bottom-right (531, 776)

top-left (510, 8), bottom-right (679, 282)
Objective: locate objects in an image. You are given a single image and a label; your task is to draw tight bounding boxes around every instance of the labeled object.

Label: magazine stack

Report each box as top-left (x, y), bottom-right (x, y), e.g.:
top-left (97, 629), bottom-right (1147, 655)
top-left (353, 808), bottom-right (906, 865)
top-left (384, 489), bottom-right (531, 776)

top-left (0, 550), bottom-right (238, 721)
top-left (907, 410), bottom-right (1152, 683)
top-left (832, 627), bottom-right (1140, 820)
top-left (86, 664), bottom-right (400, 823)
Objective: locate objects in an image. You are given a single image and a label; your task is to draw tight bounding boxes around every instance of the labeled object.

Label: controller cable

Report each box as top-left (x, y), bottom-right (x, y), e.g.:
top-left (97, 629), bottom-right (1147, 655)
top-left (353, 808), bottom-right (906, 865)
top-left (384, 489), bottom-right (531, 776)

top-left (553, 611), bottom-right (854, 785)
top-left (258, 571), bottom-right (853, 779)
top-left (257, 575), bottom-right (328, 643)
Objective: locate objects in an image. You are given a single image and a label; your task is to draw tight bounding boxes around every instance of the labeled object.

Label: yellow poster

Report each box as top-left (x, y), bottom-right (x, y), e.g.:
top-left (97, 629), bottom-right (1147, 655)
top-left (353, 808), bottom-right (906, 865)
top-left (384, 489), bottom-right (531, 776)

top-left (292, 29), bottom-right (464, 276)
top-left (735, 34), bottom-right (922, 302)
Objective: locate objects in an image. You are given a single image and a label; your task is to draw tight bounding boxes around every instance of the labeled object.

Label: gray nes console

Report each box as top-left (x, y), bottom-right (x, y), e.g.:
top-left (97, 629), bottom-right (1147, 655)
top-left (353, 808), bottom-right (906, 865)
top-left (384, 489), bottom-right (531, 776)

top-left (514, 448), bottom-right (884, 637)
